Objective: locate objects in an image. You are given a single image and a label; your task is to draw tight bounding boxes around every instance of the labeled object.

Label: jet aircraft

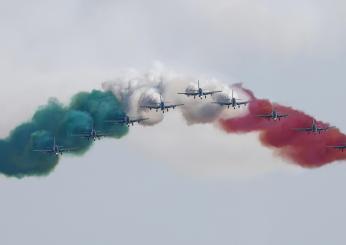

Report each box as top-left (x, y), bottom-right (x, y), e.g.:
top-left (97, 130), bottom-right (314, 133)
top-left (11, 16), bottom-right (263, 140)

top-left (212, 90), bottom-right (248, 109)
top-left (106, 115), bottom-right (149, 127)
top-left (294, 119), bottom-right (334, 133)
top-left (32, 137), bottom-right (76, 155)
top-left (256, 109), bottom-right (288, 121)
top-left (178, 80), bottom-right (222, 99)
top-left (141, 95), bottom-right (183, 113)
top-left (72, 125), bottom-right (107, 141)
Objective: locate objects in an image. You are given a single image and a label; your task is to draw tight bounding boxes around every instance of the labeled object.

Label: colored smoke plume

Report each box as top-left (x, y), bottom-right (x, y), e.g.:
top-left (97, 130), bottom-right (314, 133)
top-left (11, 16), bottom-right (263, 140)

top-left (1, 66), bottom-right (345, 178)
top-left (0, 90), bottom-right (128, 177)
top-left (220, 86), bottom-right (346, 167)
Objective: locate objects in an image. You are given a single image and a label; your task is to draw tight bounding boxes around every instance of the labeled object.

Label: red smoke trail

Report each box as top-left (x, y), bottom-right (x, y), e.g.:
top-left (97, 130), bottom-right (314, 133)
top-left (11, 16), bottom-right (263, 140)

top-left (220, 85), bottom-right (346, 167)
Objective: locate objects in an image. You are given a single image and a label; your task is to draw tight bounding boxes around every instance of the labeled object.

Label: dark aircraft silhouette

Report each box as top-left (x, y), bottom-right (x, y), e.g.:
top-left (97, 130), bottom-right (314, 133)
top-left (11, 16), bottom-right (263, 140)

top-left (256, 109), bottom-right (288, 121)
top-left (294, 119), bottom-right (334, 134)
top-left (106, 115), bottom-right (149, 127)
top-left (141, 95), bottom-right (183, 113)
top-left (33, 137), bottom-right (76, 155)
top-left (212, 90), bottom-right (248, 109)
top-left (72, 125), bottom-right (107, 141)
top-left (178, 80), bottom-right (222, 99)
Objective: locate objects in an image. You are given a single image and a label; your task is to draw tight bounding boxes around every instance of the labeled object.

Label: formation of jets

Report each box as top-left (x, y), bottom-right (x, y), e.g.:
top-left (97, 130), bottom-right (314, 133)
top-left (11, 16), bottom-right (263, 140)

top-left (32, 137), bottom-right (76, 156)
top-left (32, 80), bottom-right (345, 155)
top-left (254, 112), bottom-right (342, 151)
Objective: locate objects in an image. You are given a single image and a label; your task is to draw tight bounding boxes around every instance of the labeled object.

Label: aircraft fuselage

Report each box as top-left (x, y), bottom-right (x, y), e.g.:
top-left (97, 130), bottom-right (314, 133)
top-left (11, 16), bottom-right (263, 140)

top-left (160, 102), bottom-right (165, 111)
top-left (312, 123), bottom-right (317, 132)
top-left (198, 88), bottom-right (203, 97)
top-left (52, 145), bottom-right (62, 155)
top-left (231, 98), bottom-right (237, 107)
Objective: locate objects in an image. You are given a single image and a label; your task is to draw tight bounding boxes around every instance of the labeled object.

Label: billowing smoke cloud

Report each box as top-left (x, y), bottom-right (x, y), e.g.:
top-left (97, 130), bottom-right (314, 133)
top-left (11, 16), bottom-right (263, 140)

top-left (220, 87), bottom-right (346, 167)
top-left (102, 67), bottom-right (248, 125)
top-left (1, 66), bottom-right (345, 178)
top-left (0, 90), bottom-right (128, 177)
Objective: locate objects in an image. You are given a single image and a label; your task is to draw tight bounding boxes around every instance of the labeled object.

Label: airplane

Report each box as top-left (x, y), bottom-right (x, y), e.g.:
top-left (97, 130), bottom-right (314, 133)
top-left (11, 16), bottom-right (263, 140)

top-left (106, 115), bottom-right (149, 127)
top-left (72, 125), bottom-right (107, 141)
top-left (212, 90), bottom-right (249, 109)
top-left (327, 144), bottom-right (346, 152)
top-left (256, 109), bottom-right (288, 121)
top-left (177, 80), bottom-right (222, 99)
top-left (32, 137), bottom-right (76, 156)
top-left (294, 119), bottom-right (334, 134)
top-left (140, 95), bottom-right (184, 113)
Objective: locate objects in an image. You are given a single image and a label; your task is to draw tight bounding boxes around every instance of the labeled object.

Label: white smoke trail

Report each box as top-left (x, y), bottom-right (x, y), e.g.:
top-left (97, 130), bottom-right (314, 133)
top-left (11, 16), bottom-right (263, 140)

top-left (102, 64), bottom-right (250, 126)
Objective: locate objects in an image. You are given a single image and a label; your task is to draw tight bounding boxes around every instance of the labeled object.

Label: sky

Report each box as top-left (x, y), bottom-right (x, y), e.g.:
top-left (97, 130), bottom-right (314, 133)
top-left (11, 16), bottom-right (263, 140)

top-left (0, 0), bottom-right (346, 244)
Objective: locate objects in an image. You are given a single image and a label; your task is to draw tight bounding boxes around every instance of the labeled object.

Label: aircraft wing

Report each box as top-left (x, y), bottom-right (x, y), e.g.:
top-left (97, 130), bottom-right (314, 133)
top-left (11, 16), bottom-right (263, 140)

top-left (212, 101), bottom-right (231, 106)
top-left (236, 101), bottom-right (248, 106)
top-left (278, 114), bottom-right (288, 118)
top-left (256, 114), bottom-right (272, 118)
top-left (130, 118), bottom-right (149, 123)
top-left (165, 103), bottom-right (184, 109)
top-left (95, 132), bottom-right (108, 137)
top-left (60, 147), bottom-right (78, 153)
top-left (203, 90), bottom-right (222, 96)
top-left (293, 128), bottom-right (313, 132)
top-left (140, 104), bottom-right (160, 110)
top-left (32, 149), bottom-right (53, 153)
top-left (177, 91), bottom-right (199, 96)
top-left (71, 133), bottom-right (90, 138)
top-left (105, 119), bottom-right (125, 124)
top-left (318, 126), bottom-right (335, 131)
top-left (327, 145), bottom-right (346, 149)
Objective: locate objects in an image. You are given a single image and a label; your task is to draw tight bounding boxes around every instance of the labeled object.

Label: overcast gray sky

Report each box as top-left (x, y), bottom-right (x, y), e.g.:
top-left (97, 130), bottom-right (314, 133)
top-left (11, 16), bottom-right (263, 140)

top-left (0, 0), bottom-right (346, 244)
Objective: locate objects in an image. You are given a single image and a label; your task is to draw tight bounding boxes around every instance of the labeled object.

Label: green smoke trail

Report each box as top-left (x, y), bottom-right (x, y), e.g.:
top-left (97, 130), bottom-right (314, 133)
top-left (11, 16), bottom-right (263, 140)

top-left (0, 90), bottom-right (128, 178)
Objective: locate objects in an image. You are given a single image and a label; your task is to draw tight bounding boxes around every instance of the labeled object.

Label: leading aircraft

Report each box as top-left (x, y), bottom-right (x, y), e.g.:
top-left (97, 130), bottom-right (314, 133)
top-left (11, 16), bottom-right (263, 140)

top-left (32, 137), bottom-right (76, 156)
top-left (141, 95), bottom-right (184, 113)
top-left (327, 144), bottom-right (346, 152)
top-left (212, 90), bottom-right (249, 109)
top-left (106, 115), bottom-right (149, 127)
top-left (72, 125), bottom-right (107, 141)
top-left (178, 80), bottom-right (222, 99)
top-left (256, 109), bottom-right (288, 121)
top-left (294, 119), bottom-right (334, 134)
